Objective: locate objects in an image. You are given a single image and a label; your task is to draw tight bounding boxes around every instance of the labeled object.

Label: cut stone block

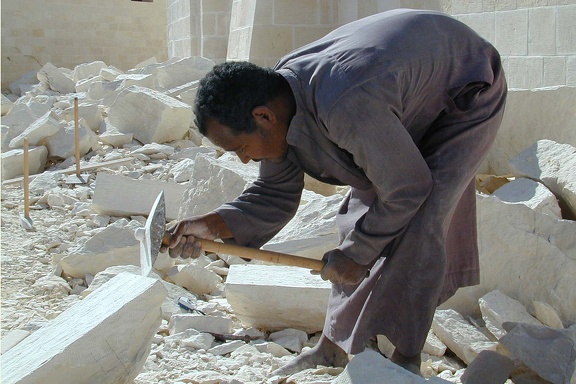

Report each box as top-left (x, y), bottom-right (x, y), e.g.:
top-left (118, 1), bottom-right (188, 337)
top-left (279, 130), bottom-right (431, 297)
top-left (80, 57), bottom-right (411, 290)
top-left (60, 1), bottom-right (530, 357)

top-left (72, 61), bottom-right (107, 83)
top-left (37, 62), bottom-right (75, 94)
top-left (9, 70), bottom-right (40, 96)
top-left (44, 121), bottom-right (100, 159)
top-left (107, 85), bottom-right (192, 144)
top-left (531, 301), bottom-right (565, 328)
top-left (9, 111), bottom-right (60, 149)
top-left (225, 264), bottom-right (331, 333)
top-left (333, 349), bottom-right (450, 384)
top-left (493, 178), bottom-right (562, 217)
top-left (153, 56), bottom-right (214, 91)
top-left (59, 219), bottom-right (142, 278)
top-left (479, 290), bottom-right (543, 340)
top-left (509, 139), bottom-right (576, 219)
top-left (431, 309), bottom-right (497, 365)
top-left (1, 272), bottom-right (167, 384)
top-left (166, 263), bottom-right (222, 295)
top-left (92, 172), bottom-right (188, 220)
top-left (0, 329), bottom-right (31, 354)
top-left (500, 322), bottom-right (576, 384)
top-left (58, 101), bottom-right (103, 132)
top-left (442, 193), bottom-right (576, 327)
top-left (169, 313), bottom-right (232, 335)
top-left (1, 146), bottom-right (48, 181)
top-left (2, 93), bottom-right (14, 115)
top-left (178, 153), bottom-right (259, 218)
top-left (481, 86), bottom-right (576, 175)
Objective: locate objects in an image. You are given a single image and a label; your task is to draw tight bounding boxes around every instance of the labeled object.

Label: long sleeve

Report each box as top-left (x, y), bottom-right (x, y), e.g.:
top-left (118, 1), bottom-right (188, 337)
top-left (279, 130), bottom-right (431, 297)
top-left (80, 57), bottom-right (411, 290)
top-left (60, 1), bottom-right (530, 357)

top-left (214, 157), bottom-right (305, 248)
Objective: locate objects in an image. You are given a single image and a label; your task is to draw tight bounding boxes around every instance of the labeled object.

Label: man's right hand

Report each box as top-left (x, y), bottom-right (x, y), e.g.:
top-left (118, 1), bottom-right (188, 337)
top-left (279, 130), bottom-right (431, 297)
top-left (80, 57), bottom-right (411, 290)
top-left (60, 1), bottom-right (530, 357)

top-left (161, 212), bottom-right (231, 259)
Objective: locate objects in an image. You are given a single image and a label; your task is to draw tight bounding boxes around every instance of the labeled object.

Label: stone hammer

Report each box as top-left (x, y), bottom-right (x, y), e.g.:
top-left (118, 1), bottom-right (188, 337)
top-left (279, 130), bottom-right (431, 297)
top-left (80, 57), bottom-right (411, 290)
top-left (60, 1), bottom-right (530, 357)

top-left (138, 191), bottom-right (325, 272)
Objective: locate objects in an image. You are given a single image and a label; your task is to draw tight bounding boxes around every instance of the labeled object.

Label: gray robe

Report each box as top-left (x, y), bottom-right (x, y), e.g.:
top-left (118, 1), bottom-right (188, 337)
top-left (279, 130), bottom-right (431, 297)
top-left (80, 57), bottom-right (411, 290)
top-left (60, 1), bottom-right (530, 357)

top-left (215, 9), bottom-right (507, 356)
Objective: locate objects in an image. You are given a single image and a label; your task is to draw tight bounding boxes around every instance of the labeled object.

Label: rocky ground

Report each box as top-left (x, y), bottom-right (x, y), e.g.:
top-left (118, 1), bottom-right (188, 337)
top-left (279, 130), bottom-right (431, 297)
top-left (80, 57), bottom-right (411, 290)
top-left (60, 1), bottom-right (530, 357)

top-left (0, 143), bottom-right (475, 384)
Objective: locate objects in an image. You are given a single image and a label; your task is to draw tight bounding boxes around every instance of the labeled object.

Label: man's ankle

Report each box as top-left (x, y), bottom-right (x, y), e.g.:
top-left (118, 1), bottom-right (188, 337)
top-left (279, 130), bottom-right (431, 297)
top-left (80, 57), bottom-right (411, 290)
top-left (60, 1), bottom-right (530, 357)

top-left (390, 349), bottom-right (422, 376)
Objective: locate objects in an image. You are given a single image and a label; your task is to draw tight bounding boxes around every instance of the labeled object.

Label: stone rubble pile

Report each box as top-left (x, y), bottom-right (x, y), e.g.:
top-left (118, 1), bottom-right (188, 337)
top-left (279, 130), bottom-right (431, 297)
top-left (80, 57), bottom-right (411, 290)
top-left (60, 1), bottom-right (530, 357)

top-left (1, 58), bottom-right (575, 384)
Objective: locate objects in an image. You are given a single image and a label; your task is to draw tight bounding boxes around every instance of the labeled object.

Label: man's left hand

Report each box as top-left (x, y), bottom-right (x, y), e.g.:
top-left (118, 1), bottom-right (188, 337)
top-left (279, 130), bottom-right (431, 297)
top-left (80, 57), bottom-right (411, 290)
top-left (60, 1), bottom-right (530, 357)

top-left (314, 249), bottom-right (368, 285)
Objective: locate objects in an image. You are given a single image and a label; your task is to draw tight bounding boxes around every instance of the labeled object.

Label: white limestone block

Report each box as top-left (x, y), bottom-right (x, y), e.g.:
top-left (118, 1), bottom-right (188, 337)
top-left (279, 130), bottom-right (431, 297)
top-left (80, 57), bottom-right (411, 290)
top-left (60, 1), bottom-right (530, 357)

top-left (253, 342), bottom-right (291, 357)
top-left (9, 70), bottom-right (40, 96)
top-left (269, 328), bottom-right (308, 353)
top-left (58, 101), bottom-right (103, 132)
top-left (509, 139), bottom-right (576, 218)
top-left (441, 193), bottom-right (576, 327)
top-left (0, 329), bottom-right (31, 354)
top-left (154, 56), bottom-right (214, 90)
top-left (333, 349), bottom-right (450, 384)
top-left (480, 86), bottom-right (576, 175)
top-left (2, 93), bottom-right (14, 116)
top-left (208, 340), bottom-right (245, 356)
top-left (92, 172), bottom-right (187, 220)
top-left (86, 80), bottom-right (122, 103)
top-left (479, 290), bottom-right (543, 340)
top-left (493, 178), bottom-right (562, 217)
top-left (115, 73), bottom-right (156, 90)
top-left (98, 120), bottom-right (133, 147)
top-left (107, 86), bottom-right (192, 144)
top-left (178, 153), bottom-right (259, 218)
top-left (265, 189), bottom-right (342, 259)
top-left (44, 120), bottom-right (99, 159)
top-left (74, 75), bottom-right (102, 93)
top-left (431, 309), bottom-right (497, 365)
top-left (181, 332), bottom-right (215, 350)
top-left (99, 66), bottom-right (124, 81)
top-left (1, 95), bottom-right (57, 150)
top-left (423, 330), bottom-right (447, 357)
top-left (169, 313), bottom-right (232, 335)
top-left (37, 62), bottom-right (75, 94)
top-left (531, 301), bottom-right (565, 329)
top-left (170, 158), bottom-right (195, 182)
top-left (59, 219), bottom-right (142, 278)
top-left (72, 61), bottom-right (107, 83)
top-left (1, 272), bottom-right (167, 384)
top-left (166, 263), bottom-right (222, 295)
top-left (225, 264), bottom-right (331, 333)
top-left (9, 111), bottom-right (60, 148)
top-left (1, 146), bottom-right (48, 181)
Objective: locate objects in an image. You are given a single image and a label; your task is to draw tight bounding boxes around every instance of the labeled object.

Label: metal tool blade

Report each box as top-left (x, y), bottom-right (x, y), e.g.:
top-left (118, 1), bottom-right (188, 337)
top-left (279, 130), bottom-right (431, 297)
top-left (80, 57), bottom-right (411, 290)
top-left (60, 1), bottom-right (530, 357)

top-left (138, 191), bottom-right (166, 276)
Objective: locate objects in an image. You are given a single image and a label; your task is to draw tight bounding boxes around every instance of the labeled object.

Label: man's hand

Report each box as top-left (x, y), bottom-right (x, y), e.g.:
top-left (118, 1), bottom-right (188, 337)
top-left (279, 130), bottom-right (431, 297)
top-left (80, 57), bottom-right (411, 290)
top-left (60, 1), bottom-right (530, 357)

top-left (314, 249), bottom-right (368, 285)
top-left (161, 212), bottom-right (231, 259)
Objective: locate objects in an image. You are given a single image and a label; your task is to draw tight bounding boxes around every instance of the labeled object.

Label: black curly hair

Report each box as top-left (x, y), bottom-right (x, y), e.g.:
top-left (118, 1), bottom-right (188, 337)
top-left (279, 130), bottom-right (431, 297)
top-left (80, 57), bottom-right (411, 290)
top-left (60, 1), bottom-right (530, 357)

top-left (194, 61), bottom-right (287, 136)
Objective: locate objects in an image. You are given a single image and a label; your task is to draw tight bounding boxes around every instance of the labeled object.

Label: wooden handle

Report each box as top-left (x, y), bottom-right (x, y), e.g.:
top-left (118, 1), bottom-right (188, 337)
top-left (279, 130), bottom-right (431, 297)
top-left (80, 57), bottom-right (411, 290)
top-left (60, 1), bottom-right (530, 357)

top-left (163, 233), bottom-right (325, 271)
top-left (74, 97), bottom-right (80, 177)
top-left (23, 138), bottom-right (30, 218)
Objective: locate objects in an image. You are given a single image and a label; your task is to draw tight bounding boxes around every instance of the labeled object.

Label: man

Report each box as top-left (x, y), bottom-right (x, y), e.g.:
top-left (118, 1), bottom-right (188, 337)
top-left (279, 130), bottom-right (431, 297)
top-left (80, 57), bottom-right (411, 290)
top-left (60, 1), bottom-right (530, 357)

top-left (164, 8), bottom-right (507, 376)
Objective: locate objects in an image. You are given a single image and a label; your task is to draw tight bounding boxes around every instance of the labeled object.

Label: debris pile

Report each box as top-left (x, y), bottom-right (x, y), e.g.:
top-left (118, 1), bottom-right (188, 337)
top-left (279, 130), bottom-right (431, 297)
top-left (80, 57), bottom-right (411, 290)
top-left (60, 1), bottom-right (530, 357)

top-left (1, 58), bottom-right (575, 384)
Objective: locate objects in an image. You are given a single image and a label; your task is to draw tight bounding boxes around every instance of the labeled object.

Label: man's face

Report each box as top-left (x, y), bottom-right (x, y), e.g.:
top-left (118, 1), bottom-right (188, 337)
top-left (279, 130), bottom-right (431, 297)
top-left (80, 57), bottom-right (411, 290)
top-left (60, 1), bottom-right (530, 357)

top-left (205, 118), bottom-right (288, 164)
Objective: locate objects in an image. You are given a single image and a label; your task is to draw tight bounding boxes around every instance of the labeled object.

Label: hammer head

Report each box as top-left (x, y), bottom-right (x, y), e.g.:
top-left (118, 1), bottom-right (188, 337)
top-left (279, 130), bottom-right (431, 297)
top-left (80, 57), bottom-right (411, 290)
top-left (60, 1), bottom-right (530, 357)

top-left (135, 191), bottom-right (166, 276)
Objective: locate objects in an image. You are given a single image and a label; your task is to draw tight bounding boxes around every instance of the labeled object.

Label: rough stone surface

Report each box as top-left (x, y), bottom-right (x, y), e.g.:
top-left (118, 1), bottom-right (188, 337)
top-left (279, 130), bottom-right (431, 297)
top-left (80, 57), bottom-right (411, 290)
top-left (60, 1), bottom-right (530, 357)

top-left (107, 86), bottom-right (193, 144)
top-left (432, 309), bottom-right (498, 365)
top-left (1, 272), bottom-right (167, 384)
top-left (509, 139), bottom-right (576, 219)
top-left (479, 290), bottom-right (543, 340)
top-left (225, 264), bottom-right (331, 333)
top-left (493, 177), bottom-right (562, 217)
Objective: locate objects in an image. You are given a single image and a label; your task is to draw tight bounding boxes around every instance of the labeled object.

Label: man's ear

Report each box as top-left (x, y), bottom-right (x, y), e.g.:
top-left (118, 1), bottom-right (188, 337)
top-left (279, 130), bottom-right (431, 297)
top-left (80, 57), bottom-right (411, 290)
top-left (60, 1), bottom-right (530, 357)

top-left (252, 105), bottom-right (277, 125)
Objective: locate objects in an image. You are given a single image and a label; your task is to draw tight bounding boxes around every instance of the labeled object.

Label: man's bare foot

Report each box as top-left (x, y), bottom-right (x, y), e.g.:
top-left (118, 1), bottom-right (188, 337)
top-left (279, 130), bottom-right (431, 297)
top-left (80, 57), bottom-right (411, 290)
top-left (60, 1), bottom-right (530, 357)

top-left (271, 335), bottom-right (349, 377)
top-left (390, 349), bottom-right (422, 376)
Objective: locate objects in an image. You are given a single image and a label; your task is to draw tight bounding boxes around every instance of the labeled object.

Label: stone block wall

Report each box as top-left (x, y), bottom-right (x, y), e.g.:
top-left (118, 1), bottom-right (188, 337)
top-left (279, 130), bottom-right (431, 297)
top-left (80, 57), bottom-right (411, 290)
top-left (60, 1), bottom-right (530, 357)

top-left (1, 0), bottom-right (168, 90)
top-left (167, 0), bottom-right (231, 63)
top-left (447, 1), bottom-right (576, 88)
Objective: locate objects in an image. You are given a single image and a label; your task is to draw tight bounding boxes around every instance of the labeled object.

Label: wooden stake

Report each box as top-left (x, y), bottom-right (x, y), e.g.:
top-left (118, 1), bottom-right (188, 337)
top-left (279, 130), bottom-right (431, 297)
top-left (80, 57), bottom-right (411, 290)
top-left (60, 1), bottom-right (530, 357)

top-left (74, 97), bottom-right (80, 177)
top-left (23, 138), bottom-right (30, 219)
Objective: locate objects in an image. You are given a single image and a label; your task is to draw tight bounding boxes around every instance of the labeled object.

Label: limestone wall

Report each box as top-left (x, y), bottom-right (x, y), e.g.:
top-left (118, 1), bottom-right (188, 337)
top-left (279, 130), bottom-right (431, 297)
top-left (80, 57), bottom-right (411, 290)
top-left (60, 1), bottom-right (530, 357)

top-left (446, 0), bottom-right (576, 89)
top-left (166, 0), bottom-right (576, 88)
top-left (1, 0), bottom-right (168, 90)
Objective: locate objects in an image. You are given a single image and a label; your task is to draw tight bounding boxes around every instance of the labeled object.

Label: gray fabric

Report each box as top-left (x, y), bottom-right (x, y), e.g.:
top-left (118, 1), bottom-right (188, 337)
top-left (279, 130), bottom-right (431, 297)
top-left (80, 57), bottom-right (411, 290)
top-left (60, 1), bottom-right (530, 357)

top-left (215, 9), bottom-right (507, 356)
